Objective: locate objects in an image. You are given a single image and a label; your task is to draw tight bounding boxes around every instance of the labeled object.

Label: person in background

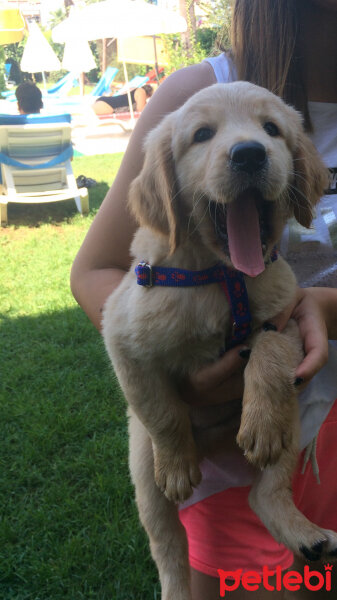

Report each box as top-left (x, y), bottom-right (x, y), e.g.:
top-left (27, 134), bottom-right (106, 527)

top-left (5, 58), bottom-right (22, 85)
top-left (93, 84), bottom-right (154, 116)
top-left (15, 82), bottom-right (43, 115)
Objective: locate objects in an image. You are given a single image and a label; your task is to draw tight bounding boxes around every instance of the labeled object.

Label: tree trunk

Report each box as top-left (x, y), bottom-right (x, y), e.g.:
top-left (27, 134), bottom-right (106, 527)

top-left (79, 72), bottom-right (85, 96)
top-left (64, 0), bottom-right (74, 16)
top-left (179, 0), bottom-right (197, 55)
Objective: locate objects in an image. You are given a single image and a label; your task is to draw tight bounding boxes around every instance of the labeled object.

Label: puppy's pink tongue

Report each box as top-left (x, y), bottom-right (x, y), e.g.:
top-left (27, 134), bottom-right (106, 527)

top-left (226, 194), bottom-right (265, 277)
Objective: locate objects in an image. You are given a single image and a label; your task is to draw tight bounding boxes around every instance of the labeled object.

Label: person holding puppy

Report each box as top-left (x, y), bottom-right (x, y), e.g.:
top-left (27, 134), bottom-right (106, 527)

top-left (71, 0), bottom-right (337, 597)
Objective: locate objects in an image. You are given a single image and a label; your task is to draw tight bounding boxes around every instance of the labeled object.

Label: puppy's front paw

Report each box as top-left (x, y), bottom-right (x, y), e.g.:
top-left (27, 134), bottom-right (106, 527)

top-left (237, 406), bottom-right (292, 469)
top-left (153, 446), bottom-right (202, 504)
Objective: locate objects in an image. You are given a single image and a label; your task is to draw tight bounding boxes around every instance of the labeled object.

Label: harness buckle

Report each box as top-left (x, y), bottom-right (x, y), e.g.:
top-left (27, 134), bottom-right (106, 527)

top-left (138, 261), bottom-right (153, 287)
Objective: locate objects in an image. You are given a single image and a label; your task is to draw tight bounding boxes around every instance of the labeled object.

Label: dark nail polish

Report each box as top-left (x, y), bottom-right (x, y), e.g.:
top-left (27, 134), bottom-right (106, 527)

top-left (263, 322), bottom-right (277, 332)
top-left (239, 348), bottom-right (251, 359)
top-left (294, 377), bottom-right (304, 387)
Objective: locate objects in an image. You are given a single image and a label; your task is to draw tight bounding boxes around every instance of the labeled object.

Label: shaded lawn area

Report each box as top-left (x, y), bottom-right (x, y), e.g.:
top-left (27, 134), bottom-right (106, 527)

top-left (0, 154), bottom-right (159, 599)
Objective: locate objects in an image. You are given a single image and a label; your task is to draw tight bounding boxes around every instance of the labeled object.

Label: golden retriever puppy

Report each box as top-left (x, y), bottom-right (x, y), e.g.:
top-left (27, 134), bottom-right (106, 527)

top-left (102, 82), bottom-right (336, 600)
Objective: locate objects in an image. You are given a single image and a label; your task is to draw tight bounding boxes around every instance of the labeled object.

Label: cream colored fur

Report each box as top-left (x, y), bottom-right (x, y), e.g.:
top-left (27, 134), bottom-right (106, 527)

top-left (102, 83), bottom-right (335, 600)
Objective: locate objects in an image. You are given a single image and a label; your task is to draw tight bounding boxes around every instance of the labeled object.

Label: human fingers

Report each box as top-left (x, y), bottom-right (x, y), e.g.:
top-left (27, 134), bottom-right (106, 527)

top-left (182, 345), bottom-right (249, 406)
top-left (264, 287), bottom-right (328, 384)
top-left (266, 288), bottom-right (304, 333)
top-left (293, 291), bottom-right (329, 383)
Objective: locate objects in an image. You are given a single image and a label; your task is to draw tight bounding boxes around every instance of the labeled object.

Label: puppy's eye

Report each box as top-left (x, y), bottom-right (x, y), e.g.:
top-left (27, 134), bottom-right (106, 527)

top-left (263, 122), bottom-right (280, 137)
top-left (193, 127), bottom-right (215, 143)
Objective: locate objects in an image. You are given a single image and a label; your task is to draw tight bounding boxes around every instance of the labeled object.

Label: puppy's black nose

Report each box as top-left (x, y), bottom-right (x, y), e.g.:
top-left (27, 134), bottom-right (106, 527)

top-left (230, 141), bottom-right (267, 173)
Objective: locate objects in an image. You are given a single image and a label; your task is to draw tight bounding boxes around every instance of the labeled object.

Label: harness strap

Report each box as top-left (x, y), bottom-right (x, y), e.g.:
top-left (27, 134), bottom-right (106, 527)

top-left (135, 262), bottom-right (230, 288)
top-left (219, 269), bottom-right (252, 347)
top-left (135, 249), bottom-right (278, 347)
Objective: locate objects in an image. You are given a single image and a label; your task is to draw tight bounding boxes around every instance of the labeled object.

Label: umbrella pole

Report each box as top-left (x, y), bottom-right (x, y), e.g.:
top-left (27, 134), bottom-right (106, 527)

top-left (79, 73), bottom-right (85, 96)
top-left (120, 39), bottom-right (135, 126)
top-left (42, 71), bottom-right (48, 94)
top-left (152, 36), bottom-right (160, 85)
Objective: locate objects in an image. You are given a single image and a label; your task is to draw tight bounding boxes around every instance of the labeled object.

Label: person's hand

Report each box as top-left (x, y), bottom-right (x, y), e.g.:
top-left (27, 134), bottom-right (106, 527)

top-left (267, 287), bottom-right (329, 386)
top-left (291, 288), bottom-right (329, 383)
top-left (182, 287), bottom-right (329, 407)
top-left (181, 345), bottom-right (250, 407)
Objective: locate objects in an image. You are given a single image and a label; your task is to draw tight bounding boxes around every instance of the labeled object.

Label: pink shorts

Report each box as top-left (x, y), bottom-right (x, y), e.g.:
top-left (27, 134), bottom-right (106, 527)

top-left (179, 400), bottom-right (337, 577)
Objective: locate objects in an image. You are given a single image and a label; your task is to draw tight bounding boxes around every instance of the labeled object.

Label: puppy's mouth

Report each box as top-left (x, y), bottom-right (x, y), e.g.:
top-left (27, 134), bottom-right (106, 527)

top-left (210, 189), bottom-right (273, 277)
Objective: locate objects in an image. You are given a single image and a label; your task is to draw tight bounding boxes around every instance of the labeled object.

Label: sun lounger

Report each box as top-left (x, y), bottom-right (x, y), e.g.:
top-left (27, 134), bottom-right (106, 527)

top-left (0, 113), bottom-right (88, 226)
top-left (47, 72), bottom-right (79, 96)
top-left (113, 75), bottom-right (149, 96)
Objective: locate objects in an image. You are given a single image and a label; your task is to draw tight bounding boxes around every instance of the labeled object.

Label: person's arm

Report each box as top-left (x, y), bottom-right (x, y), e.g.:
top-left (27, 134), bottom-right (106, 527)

top-left (70, 62), bottom-right (217, 331)
top-left (134, 87), bottom-right (147, 112)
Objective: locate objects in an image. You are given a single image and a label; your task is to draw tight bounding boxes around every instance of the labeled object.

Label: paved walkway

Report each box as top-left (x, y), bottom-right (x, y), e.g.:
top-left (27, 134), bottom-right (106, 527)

top-left (72, 123), bottom-right (132, 155)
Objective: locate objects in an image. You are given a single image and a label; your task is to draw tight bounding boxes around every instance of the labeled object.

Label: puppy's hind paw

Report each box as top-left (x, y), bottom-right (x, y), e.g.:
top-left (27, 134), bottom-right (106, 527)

top-left (300, 540), bottom-right (325, 562)
top-left (297, 528), bottom-right (337, 561)
top-left (321, 529), bottom-right (337, 560)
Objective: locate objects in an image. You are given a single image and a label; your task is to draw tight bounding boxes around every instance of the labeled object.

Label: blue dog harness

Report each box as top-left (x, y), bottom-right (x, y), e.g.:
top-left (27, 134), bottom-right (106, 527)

top-left (135, 249), bottom-right (278, 348)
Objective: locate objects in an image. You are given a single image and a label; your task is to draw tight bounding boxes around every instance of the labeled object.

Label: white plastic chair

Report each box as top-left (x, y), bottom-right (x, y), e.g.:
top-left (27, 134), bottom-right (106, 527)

top-left (0, 114), bottom-right (88, 226)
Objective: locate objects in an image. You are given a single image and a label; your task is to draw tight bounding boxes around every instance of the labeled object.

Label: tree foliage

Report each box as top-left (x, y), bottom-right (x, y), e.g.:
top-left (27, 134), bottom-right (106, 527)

top-left (198, 0), bottom-right (232, 51)
top-left (161, 0), bottom-right (232, 73)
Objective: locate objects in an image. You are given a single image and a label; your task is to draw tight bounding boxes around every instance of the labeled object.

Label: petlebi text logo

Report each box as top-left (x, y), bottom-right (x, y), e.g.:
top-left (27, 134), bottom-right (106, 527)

top-left (218, 564), bottom-right (333, 596)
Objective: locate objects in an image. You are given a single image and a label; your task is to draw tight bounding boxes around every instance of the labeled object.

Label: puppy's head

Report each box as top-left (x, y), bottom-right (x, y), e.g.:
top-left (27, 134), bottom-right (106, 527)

top-left (129, 82), bottom-right (327, 275)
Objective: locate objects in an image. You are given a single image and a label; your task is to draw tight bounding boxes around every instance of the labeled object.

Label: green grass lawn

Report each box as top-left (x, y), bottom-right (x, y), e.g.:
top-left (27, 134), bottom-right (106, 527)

top-left (0, 154), bottom-right (159, 599)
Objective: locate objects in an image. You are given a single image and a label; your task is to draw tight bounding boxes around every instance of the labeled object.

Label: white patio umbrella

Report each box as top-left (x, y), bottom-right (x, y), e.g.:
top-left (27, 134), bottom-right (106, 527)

top-left (52, 0), bottom-right (186, 117)
top-left (62, 38), bottom-right (96, 95)
top-left (52, 0), bottom-right (187, 43)
top-left (21, 21), bottom-right (61, 93)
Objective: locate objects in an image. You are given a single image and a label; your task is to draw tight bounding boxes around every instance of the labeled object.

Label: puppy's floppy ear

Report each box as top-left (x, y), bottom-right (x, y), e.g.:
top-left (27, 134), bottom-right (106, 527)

top-left (291, 129), bottom-right (328, 228)
top-left (128, 115), bottom-right (181, 254)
